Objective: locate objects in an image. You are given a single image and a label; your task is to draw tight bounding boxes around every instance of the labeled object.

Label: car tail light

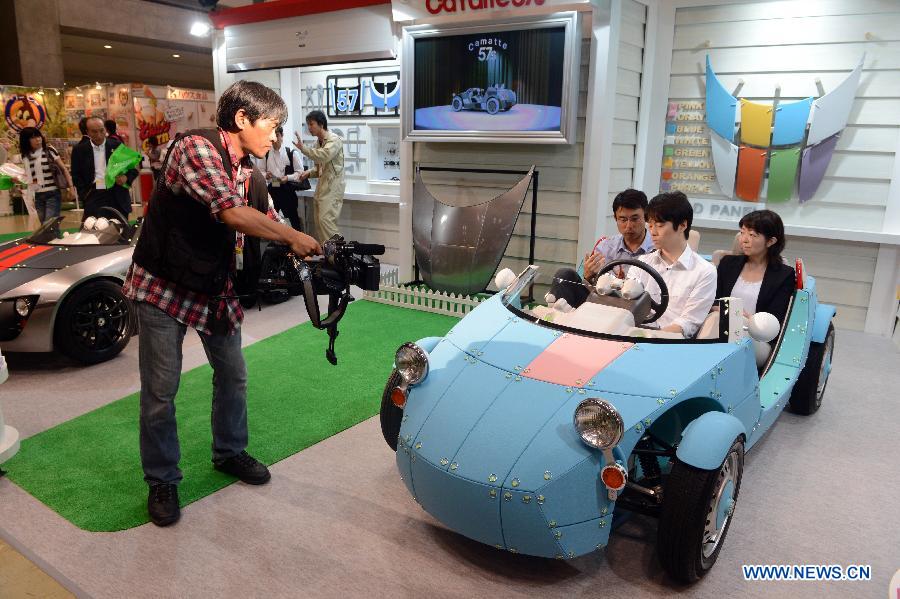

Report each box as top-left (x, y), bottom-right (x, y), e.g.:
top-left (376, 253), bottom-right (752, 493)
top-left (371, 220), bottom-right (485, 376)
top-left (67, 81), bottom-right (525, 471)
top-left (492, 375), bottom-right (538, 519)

top-left (390, 386), bottom-right (407, 408)
top-left (600, 463), bottom-right (627, 492)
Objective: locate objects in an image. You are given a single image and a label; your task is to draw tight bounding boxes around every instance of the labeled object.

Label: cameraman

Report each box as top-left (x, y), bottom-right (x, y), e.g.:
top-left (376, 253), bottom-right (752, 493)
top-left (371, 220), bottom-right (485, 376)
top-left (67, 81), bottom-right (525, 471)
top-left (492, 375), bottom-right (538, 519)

top-left (124, 80), bottom-right (321, 527)
top-left (262, 126), bottom-right (304, 231)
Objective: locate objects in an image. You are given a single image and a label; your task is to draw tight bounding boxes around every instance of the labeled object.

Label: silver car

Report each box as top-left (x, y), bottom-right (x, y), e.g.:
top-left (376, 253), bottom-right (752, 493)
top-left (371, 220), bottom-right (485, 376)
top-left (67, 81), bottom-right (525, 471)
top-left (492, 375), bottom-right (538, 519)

top-left (0, 210), bottom-right (139, 364)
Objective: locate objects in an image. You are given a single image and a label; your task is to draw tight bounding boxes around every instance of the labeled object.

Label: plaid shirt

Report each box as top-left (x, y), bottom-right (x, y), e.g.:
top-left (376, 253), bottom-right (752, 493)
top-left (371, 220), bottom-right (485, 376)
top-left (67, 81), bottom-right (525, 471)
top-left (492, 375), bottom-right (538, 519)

top-left (124, 129), bottom-right (278, 334)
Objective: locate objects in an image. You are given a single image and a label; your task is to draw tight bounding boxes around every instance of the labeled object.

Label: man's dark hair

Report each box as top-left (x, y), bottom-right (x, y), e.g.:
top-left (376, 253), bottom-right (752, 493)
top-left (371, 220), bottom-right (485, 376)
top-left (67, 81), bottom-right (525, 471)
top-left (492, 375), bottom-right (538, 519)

top-left (216, 80), bottom-right (287, 131)
top-left (275, 126), bottom-right (284, 136)
top-left (739, 209), bottom-right (786, 263)
top-left (104, 119), bottom-right (117, 135)
top-left (78, 117), bottom-right (88, 136)
top-left (306, 110), bottom-right (327, 130)
top-left (647, 191), bottom-right (693, 239)
top-left (612, 188), bottom-right (648, 215)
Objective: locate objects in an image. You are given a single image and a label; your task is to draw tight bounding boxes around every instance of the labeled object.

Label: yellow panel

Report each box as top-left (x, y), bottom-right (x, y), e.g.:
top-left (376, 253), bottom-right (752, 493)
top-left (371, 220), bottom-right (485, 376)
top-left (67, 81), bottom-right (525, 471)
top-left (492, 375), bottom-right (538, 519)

top-left (740, 99), bottom-right (774, 147)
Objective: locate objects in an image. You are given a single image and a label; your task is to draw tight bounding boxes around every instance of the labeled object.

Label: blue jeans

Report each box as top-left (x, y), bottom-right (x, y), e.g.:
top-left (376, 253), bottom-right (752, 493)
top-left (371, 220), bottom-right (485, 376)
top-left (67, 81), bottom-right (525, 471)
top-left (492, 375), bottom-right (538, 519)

top-left (34, 189), bottom-right (61, 223)
top-left (137, 301), bottom-right (248, 486)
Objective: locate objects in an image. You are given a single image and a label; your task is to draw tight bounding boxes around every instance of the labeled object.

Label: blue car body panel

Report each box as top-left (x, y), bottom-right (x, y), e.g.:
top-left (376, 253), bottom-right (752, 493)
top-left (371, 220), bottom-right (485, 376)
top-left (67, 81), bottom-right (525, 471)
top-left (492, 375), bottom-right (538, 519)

top-left (390, 272), bottom-right (835, 559)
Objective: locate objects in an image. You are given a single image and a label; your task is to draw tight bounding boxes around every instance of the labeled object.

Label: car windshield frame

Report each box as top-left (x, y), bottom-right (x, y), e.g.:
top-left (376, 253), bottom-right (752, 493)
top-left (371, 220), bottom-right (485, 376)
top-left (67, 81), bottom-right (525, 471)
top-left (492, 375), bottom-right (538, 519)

top-left (499, 266), bottom-right (731, 345)
top-left (26, 216), bottom-right (137, 247)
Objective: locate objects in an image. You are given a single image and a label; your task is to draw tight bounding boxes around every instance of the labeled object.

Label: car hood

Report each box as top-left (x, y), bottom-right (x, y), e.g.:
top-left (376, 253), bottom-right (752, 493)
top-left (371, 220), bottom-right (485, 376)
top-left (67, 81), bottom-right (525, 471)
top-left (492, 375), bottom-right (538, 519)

top-left (0, 241), bottom-right (129, 296)
top-left (442, 295), bottom-right (737, 398)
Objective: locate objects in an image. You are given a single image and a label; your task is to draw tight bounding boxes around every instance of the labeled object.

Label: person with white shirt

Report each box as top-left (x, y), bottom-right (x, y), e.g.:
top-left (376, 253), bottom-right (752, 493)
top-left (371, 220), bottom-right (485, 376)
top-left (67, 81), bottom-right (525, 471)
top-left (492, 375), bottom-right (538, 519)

top-left (261, 126), bottom-right (304, 231)
top-left (70, 116), bottom-right (138, 220)
top-left (628, 191), bottom-right (717, 338)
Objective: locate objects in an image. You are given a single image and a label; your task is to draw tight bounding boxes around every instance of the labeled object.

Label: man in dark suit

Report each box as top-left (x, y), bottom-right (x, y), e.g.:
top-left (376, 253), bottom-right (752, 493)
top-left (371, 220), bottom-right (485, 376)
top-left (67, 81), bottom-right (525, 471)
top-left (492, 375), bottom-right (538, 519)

top-left (71, 116), bottom-right (138, 219)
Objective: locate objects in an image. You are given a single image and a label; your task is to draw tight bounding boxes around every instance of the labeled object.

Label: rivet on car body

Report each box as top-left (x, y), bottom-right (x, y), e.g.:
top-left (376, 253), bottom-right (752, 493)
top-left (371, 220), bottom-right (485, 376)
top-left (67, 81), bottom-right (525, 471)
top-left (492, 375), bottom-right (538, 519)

top-left (511, 478), bottom-right (520, 487)
top-left (601, 507), bottom-right (608, 515)
top-left (523, 495), bottom-right (532, 504)
top-left (504, 492), bottom-right (512, 501)
top-left (555, 554), bottom-right (564, 560)
top-left (634, 423), bottom-right (643, 432)
top-left (494, 544), bottom-right (502, 549)
top-left (575, 378), bottom-right (583, 385)
top-left (544, 471), bottom-right (552, 480)
top-left (657, 398), bottom-right (665, 405)
top-left (554, 531), bottom-right (562, 539)
top-left (509, 548), bottom-right (519, 554)
top-left (515, 376), bottom-right (522, 382)
top-left (506, 373), bottom-right (512, 379)
top-left (440, 458), bottom-right (449, 466)
top-left (599, 519), bottom-right (607, 528)
top-left (537, 495), bottom-right (545, 504)
top-left (567, 551), bottom-right (575, 558)
top-left (669, 389), bottom-right (677, 396)
top-left (489, 490), bottom-right (497, 499)
top-left (450, 462), bottom-right (458, 471)
top-left (549, 520), bottom-right (557, 528)
top-left (489, 474), bottom-right (498, 482)
top-left (643, 418), bottom-right (652, 426)
top-left (578, 389), bottom-right (586, 394)
top-left (415, 442), bottom-right (422, 450)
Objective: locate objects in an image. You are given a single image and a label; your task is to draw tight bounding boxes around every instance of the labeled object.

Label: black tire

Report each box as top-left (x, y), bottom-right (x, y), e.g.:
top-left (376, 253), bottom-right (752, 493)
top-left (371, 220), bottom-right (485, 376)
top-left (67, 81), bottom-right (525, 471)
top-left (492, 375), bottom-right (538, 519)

top-left (486, 97), bottom-right (500, 115)
top-left (380, 370), bottom-right (404, 451)
top-left (657, 437), bottom-right (744, 583)
top-left (788, 324), bottom-right (834, 415)
top-left (451, 96), bottom-right (464, 112)
top-left (54, 279), bottom-right (133, 364)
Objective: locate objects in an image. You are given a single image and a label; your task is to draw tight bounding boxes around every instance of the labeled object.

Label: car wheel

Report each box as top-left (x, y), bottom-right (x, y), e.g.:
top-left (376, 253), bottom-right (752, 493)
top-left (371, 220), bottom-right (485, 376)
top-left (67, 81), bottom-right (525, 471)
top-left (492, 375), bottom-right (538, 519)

top-left (788, 323), bottom-right (834, 415)
top-left (451, 96), bottom-right (464, 112)
top-left (54, 279), bottom-right (133, 365)
top-left (486, 98), bottom-right (500, 115)
top-left (657, 436), bottom-right (744, 583)
top-left (380, 369), bottom-right (404, 451)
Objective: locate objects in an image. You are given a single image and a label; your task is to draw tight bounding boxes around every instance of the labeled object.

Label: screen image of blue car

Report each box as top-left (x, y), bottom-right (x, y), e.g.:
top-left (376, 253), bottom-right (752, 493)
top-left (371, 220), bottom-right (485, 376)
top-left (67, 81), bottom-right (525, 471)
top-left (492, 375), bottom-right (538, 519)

top-left (451, 85), bottom-right (517, 115)
top-left (379, 260), bottom-right (836, 583)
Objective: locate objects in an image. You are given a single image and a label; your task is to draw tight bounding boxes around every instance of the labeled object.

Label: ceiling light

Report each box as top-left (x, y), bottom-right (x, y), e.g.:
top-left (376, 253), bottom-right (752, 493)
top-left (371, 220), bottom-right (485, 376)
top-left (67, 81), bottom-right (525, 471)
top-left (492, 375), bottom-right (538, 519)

top-left (172, 54), bottom-right (181, 58)
top-left (55, 90), bottom-right (60, 96)
top-left (190, 21), bottom-right (211, 37)
top-left (95, 82), bottom-right (102, 90)
top-left (103, 44), bottom-right (112, 49)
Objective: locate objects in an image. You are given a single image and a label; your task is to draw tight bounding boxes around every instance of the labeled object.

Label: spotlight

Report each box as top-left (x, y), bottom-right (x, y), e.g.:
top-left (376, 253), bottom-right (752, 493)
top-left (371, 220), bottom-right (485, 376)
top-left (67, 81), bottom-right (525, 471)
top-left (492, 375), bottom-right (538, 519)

top-left (190, 21), bottom-right (211, 37)
top-left (95, 82), bottom-right (102, 89)
top-left (103, 44), bottom-right (112, 49)
top-left (172, 54), bottom-right (181, 58)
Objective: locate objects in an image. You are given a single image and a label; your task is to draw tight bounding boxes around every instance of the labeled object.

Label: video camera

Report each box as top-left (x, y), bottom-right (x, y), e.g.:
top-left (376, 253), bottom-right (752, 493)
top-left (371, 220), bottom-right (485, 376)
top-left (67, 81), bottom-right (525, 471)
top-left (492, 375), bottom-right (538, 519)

top-left (258, 235), bottom-right (384, 365)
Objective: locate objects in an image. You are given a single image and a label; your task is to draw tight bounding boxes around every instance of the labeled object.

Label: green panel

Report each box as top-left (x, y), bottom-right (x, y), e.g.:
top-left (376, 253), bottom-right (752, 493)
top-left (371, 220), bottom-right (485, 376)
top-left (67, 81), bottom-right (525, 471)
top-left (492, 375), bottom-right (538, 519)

top-left (766, 147), bottom-right (801, 202)
top-left (759, 363), bottom-right (799, 410)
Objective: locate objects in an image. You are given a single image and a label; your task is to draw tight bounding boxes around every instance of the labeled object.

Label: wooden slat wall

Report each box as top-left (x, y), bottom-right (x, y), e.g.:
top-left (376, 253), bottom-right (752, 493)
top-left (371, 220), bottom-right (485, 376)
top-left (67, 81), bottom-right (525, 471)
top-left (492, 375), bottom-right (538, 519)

top-left (669, 0), bottom-right (899, 330)
top-left (415, 4), bottom-right (647, 297)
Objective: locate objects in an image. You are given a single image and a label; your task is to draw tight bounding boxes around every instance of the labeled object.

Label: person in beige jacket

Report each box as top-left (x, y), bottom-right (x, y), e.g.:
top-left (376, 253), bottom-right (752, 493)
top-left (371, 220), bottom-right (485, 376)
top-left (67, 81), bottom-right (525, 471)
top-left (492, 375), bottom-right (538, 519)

top-left (293, 110), bottom-right (345, 242)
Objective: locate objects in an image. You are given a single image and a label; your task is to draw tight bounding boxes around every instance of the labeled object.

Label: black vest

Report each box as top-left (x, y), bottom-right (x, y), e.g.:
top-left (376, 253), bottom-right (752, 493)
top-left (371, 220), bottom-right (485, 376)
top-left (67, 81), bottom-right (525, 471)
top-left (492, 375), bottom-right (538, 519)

top-left (133, 129), bottom-right (268, 296)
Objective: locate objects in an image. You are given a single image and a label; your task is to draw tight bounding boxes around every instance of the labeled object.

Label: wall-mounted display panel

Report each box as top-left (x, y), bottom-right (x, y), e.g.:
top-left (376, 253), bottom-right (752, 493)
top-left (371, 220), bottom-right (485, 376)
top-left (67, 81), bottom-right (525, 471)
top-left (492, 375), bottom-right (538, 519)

top-left (402, 12), bottom-right (581, 143)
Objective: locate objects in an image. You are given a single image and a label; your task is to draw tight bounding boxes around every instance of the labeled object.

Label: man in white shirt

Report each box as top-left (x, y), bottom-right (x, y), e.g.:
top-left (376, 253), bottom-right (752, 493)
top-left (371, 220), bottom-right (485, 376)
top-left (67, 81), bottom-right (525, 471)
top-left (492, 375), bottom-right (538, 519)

top-left (262, 126), bottom-right (304, 231)
top-left (629, 191), bottom-right (717, 338)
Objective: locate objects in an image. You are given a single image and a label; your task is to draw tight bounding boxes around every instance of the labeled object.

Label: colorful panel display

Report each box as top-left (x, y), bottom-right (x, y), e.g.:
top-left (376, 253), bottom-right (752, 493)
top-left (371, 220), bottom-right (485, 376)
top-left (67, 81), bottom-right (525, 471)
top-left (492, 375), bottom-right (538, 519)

top-left (771, 97), bottom-right (813, 146)
top-left (798, 133), bottom-right (840, 203)
top-left (766, 147), bottom-right (802, 203)
top-left (735, 146), bottom-right (767, 201)
top-left (705, 56), bottom-right (738, 142)
top-left (739, 100), bottom-right (773, 147)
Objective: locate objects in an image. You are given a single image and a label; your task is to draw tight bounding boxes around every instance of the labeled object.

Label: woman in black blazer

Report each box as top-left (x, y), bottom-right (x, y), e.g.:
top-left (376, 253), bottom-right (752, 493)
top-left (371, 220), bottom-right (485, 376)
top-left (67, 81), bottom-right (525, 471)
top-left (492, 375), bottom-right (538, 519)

top-left (716, 210), bottom-right (796, 325)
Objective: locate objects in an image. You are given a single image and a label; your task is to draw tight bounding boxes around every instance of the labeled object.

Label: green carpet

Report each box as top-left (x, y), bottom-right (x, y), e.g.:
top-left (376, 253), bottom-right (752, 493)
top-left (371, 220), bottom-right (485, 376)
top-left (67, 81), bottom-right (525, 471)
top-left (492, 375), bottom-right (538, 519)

top-left (4, 301), bottom-right (457, 532)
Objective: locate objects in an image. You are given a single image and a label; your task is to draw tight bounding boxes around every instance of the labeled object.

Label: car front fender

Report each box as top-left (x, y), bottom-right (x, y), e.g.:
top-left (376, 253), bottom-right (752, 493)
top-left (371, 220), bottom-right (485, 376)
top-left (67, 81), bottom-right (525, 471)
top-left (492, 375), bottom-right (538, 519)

top-left (812, 304), bottom-right (836, 343)
top-left (415, 336), bottom-right (443, 354)
top-left (676, 411), bottom-right (746, 470)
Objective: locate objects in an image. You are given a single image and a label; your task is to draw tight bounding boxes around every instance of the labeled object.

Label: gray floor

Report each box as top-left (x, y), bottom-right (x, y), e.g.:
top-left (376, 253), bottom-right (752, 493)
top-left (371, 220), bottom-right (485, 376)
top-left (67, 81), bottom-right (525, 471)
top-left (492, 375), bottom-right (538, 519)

top-left (1, 299), bottom-right (898, 599)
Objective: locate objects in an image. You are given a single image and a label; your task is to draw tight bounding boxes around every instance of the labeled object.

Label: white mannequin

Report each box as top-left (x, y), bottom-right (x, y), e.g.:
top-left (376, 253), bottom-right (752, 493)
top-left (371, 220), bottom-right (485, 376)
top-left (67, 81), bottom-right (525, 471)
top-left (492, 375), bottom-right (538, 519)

top-left (0, 349), bottom-right (20, 468)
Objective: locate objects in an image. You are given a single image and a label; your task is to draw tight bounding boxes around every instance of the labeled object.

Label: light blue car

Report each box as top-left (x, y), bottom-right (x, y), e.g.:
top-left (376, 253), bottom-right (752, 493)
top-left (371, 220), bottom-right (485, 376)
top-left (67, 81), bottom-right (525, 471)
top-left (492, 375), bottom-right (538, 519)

top-left (379, 260), bottom-right (835, 582)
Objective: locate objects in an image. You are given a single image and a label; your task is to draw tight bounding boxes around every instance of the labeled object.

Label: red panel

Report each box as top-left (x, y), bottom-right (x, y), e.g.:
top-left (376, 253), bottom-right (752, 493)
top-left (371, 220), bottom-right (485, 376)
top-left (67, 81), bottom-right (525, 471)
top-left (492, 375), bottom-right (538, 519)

top-left (735, 145), bottom-right (767, 201)
top-left (210, 0), bottom-right (390, 29)
top-left (522, 334), bottom-right (633, 388)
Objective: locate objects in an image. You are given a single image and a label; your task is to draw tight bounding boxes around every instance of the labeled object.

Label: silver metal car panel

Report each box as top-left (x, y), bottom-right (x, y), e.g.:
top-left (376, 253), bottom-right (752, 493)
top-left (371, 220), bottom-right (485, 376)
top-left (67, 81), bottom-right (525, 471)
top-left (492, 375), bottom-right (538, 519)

top-left (413, 167), bottom-right (534, 295)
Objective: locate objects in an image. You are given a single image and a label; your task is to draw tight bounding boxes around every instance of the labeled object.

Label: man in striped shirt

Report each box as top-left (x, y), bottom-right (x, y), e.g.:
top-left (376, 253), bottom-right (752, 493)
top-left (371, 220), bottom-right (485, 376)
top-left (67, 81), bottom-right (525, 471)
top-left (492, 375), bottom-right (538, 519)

top-left (124, 81), bottom-right (321, 527)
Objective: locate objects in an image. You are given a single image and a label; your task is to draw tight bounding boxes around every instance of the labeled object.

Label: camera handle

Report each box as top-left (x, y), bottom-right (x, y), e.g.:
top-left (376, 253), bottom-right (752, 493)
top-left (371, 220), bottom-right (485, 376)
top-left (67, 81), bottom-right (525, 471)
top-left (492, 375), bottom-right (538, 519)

top-left (288, 254), bottom-right (351, 365)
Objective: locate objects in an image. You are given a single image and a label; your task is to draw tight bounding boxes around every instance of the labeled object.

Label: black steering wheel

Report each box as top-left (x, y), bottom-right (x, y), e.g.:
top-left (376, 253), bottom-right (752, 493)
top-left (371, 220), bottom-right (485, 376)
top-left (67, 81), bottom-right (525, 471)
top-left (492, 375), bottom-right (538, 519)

top-left (596, 258), bottom-right (669, 324)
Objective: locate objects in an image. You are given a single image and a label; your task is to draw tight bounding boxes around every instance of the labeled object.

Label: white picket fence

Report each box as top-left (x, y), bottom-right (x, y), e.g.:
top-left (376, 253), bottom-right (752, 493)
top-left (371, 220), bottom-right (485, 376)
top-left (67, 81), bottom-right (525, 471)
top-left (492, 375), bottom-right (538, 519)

top-left (363, 268), bottom-right (486, 317)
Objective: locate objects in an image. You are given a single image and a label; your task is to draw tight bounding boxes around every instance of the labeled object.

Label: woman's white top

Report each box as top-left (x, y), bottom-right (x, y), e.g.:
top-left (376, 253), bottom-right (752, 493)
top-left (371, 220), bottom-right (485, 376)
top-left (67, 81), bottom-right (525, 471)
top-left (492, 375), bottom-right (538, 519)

top-left (22, 148), bottom-right (58, 193)
top-left (732, 275), bottom-right (762, 315)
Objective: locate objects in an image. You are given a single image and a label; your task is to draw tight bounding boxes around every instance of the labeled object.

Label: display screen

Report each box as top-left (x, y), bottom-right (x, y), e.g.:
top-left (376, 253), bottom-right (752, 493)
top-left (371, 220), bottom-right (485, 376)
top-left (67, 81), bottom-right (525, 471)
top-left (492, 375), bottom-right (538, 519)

top-left (413, 26), bottom-right (566, 133)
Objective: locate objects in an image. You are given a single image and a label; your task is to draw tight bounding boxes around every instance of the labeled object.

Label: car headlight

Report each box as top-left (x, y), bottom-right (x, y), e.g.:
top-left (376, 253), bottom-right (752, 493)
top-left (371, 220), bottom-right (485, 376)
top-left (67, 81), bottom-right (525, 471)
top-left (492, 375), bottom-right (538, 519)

top-left (574, 398), bottom-right (623, 449)
top-left (14, 297), bottom-right (34, 318)
top-left (395, 342), bottom-right (429, 385)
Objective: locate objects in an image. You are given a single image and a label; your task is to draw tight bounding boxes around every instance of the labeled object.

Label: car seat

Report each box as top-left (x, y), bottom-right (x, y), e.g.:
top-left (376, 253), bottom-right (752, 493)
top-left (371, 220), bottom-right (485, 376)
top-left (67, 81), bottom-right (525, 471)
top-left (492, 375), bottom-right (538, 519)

top-left (711, 232), bottom-right (741, 266)
top-left (688, 229), bottom-right (701, 252)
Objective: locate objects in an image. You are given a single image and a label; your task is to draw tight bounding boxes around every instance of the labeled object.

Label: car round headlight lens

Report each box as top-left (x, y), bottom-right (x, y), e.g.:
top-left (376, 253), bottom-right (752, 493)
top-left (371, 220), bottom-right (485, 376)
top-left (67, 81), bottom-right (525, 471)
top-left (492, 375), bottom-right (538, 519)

top-left (14, 297), bottom-right (33, 318)
top-left (574, 398), bottom-right (623, 449)
top-left (395, 343), bottom-right (428, 385)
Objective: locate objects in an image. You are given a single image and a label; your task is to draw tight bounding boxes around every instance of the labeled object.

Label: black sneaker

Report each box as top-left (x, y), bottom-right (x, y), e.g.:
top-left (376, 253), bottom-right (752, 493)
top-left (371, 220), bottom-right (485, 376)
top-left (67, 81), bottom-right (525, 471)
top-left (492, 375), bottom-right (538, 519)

top-left (213, 451), bottom-right (271, 485)
top-left (147, 483), bottom-right (180, 527)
